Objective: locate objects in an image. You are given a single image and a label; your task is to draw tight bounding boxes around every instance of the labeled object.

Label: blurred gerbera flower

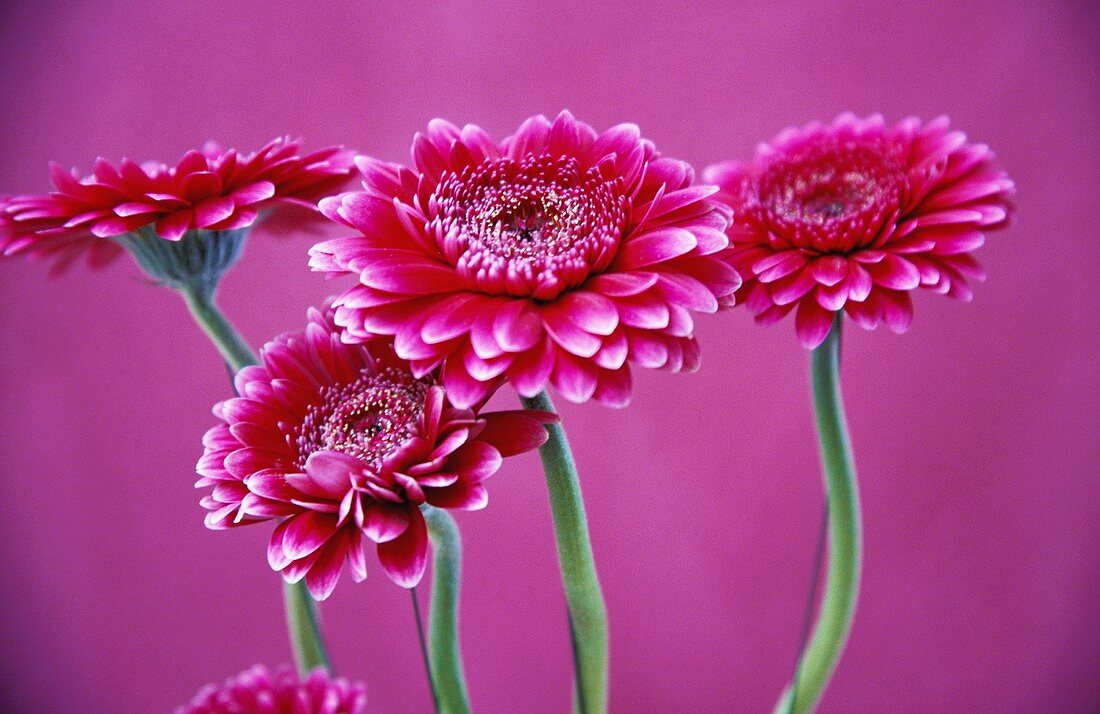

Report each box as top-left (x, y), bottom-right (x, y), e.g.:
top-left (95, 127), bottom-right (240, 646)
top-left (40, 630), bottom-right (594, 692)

top-left (310, 111), bottom-right (741, 408)
top-left (705, 113), bottom-right (1014, 348)
top-left (197, 304), bottom-right (552, 598)
top-left (176, 665), bottom-right (367, 714)
top-left (1, 137), bottom-right (354, 276)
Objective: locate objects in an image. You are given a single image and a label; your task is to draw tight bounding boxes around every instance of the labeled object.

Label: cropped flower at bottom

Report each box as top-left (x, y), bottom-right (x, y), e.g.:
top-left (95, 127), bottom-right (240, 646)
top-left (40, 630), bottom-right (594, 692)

top-left (176, 665), bottom-right (367, 714)
top-left (197, 305), bottom-right (552, 599)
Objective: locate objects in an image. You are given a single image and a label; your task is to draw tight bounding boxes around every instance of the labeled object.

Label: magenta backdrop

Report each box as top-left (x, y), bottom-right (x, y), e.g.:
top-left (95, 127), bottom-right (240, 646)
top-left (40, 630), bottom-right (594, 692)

top-left (0, 1), bottom-right (1096, 712)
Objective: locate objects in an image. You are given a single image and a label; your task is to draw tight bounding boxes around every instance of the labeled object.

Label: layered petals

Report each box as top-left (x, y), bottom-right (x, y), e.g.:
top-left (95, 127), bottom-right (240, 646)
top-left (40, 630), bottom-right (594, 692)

top-left (197, 303), bottom-right (551, 596)
top-left (176, 665), bottom-right (367, 714)
top-left (706, 113), bottom-right (1014, 347)
top-left (310, 111), bottom-right (740, 407)
top-left (2, 138), bottom-right (355, 275)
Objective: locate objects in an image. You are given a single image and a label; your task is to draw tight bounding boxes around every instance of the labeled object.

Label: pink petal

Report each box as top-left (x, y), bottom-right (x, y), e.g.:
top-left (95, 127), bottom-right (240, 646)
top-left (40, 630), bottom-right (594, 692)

top-left (360, 260), bottom-right (464, 295)
top-left (268, 520), bottom-right (294, 570)
top-left (426, 482), bottom-right (489, 511)
top-left (303, 451), bottom-right (362, 498)
top-left (795, 299), bottom-right (836, 349)
top-left (194, 196), bottom-right (236, 228)
top-left (543, 308), bottom-right (603, 358)
top-left (377, 507), bottom-right (429, 588)
top-left (232, 180), bottom-right (276, 205)
top-left (615, 293), bottom-right (670, 329)
top-left (553, 353), bottom-right (599, 403)
top-left (492, 300), bottom-right (544, 353)
top-left (867, 254), bottom-right (921, 291)
top-left (476, 412), bottom-right (552, 457)
top-left (445, 441), bottom-right (502, 481)
top-left (507, 338), bottom-right (556, 398)
top-left (880, 290), bottom-right (914, 333)
top-left (421, 294), bottom-right (484, 344)
top-left (754, 250), bottom-right (809, 283)
top-left (586, 271), bottom-right (659, 297)
top-left (305, 530), bottom-right (353, 601)
top-left (557, 291), bottom-right (619, 336)
top-left (593, 367), bottom-right (632, 408)
top-left (282, 511), bottom-right (339, 561)
top-left (361, 500), bottom-right (411, 543)
top-left (155, 210), bottom-right (194, 241)
top-left (614, 228), bottom-right (697, 269)
top-left (810, 256), bottom-right (849, 287)
top-left (654, 273), bottom-right (718, 313)
top-left (180, 171), bottom-right (223, 202)
top-left (441, 359), bottom-right (495, 409)
top-left (770, 269), bottom-right (818, 306)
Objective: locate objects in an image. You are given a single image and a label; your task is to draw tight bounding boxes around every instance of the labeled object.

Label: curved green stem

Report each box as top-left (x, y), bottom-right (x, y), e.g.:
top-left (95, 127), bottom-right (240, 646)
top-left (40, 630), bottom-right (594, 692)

top-left (411, 587), bottom-right (440, 711)
top-left (178, 281), bottom-right (333, 675)
top-left (424, 507), bottom-right (471, 713)
top-left (519, 390), bottom-right (608, 714)
top-left (284, 577), bottom-right (334, 674)
top-left (775, 316), bottom-right (862, 714)
top-left (180, 284), bottom-right (257, 373)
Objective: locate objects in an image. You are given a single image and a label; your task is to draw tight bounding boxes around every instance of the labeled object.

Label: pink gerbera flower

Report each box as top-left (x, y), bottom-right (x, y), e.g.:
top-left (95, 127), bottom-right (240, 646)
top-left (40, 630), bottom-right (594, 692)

top-left (197, 304), bottom-right (552, 599)
top-left (177, 665), bottom-right (367, 714)
top-left (1, 137), bottom-right (354, 275)
top-left (705, 113), bottom-right (1014, 348)
top-left (310, 111), bottom-right (741, 408)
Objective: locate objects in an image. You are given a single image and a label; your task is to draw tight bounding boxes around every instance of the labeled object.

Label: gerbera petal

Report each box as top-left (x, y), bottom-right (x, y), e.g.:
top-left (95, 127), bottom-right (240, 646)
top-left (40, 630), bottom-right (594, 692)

top-left (360, 500), bottom-right (411, 544)
top-left (794, 299), bottom-right (837, 349)
top-left (281, 511), bottom-right (339, 561)
top-left (305, 529), bottom-right (353, 601)
top-left (477, 411), bottom-right (553, 456)
top-left (376, 507), bottom-right (429, 588)
top-left (303, 451), bottom-right (362, 498)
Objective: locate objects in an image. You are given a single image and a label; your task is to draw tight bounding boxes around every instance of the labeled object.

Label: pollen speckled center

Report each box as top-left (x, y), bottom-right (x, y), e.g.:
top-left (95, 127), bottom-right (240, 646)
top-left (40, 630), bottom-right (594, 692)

top-left (295, 368), bottom-right (428, 468)
top-left (430, 155), bottom-right (628, 299)
top-left (758, 141), bottom-right (905, 253)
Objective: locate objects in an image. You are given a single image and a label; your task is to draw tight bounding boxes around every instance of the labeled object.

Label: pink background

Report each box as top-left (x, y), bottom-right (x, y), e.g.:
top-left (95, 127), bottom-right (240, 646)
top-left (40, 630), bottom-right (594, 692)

top-left (0, 1), bottom-right (1096, 711)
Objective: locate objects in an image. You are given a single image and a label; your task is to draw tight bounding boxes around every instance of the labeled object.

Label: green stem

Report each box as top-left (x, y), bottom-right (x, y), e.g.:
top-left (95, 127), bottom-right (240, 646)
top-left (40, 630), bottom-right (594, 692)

top-left (424, 507), bottom-right (471, 713)
top-left (284, 577), bottom-right (335, 674)
top-left (519, 390), bottom-right (608, 714)
top-left (180, 284), bottom-right (257, 373)
top-left (411, 587), bottom-right (440, 711)
top-left (178, 281), bottom-right (333, 675)
top-left (775, 316), bottom-right (862, 714)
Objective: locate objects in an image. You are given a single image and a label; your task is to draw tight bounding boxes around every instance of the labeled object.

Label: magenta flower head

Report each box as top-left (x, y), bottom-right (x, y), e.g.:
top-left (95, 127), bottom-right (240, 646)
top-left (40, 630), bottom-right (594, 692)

top-left (176, 665), bottom-right (367, 714)
top-left (197, 303), bottom-right (553, 599)
top-left (310, 111), bottom-right (741, 408)
top-left (1, 137), bottom-right (354, 285)
top-left (705, 113), bottom-right (1014, 348)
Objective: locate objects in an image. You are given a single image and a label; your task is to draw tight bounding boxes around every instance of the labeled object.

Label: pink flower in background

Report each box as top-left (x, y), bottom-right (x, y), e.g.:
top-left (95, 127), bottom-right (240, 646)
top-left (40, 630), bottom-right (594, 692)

top-left (176, 665), bottom-right (367, 714)
top-left (197, 304), bottom-right (552, 598)
top-left (310, 111), bottom-right (740, 408)
top-left (0, 137), bottom-right (355, 275)
top-left (705, 113), bottom-right (1014, 348)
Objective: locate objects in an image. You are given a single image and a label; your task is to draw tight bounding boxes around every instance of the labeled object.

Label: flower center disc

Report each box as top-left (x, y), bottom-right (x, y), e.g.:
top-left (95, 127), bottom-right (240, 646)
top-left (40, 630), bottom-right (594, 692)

top-left (297, 368), bottom-right (427, 468)
top-left (431, 155), bottom-right (627, 299)
top-left (758, 141), bottom-right (904, 252)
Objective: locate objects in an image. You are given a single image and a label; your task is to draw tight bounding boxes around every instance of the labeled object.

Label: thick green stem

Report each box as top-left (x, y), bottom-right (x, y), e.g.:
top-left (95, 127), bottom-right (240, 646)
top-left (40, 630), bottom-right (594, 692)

top-left (178, 282), bottom-right (333, 675)
top-left (775, 316), bottom-right (862, 714)
top-left (519, 391), bottom-right (608, 714)
top-left (424, 507), bottom-right (471, 713)
top-left (180, 284), bottom-right (257, 373)
top-left (284, 578), bottom-right (334, 674)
